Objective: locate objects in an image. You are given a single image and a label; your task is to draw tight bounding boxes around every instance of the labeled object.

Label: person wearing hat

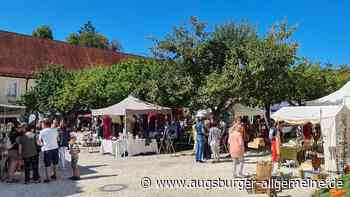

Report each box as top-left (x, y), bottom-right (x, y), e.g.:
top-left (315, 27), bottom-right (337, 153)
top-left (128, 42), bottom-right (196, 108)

top-left (17, 123), bottom-right (40, 184)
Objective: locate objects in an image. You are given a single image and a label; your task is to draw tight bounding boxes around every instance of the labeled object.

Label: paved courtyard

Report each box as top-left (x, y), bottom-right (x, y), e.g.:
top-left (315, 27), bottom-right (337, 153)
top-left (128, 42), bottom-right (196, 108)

top-left (0, 148), bottom-right (316, 197)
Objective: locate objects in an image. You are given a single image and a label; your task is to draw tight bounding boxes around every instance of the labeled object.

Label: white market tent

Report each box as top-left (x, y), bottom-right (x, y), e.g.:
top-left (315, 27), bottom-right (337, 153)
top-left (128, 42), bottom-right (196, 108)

top-left (195, 104), bottom-right (265, 119)
top-left (91, 95), bottom-right (171, 116)
top-left (233, 104), bottom-right (265, 117)
top-left (91, 95), bottom-right (171, 134)
top-left (195, 109), bottom-right (212, 118)
top-left (271, 105), bottom-right (344, 124)
top-left (307, 81), bottom-right (350, 107)
top-left (271, 105), bottom-right (350, 175)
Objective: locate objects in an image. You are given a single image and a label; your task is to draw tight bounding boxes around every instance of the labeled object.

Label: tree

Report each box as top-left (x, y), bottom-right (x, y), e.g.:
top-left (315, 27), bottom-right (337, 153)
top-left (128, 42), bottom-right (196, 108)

top-left (66, 21), bottom-right (122, 51)
top-left (109, 40), bottom-right (122, 52)
top-left (196, 55), bottom-right (243, 117)
top-left (288, 60), bottom-right (328, 105)
top-left (334, 64), bottom-right (350, 89)
top-left (32, 25), bottom-right (54, 40)
top-left (151, 16), bottom-right (209, 82)
top-left (288, 60), bottom-right (350, 106)
top-left (193, 22), bottom-right (258, 116)
top-left (54, 58), bottom-right (192, 114)
top-left (243, 22), bottom-right (298, 119)
top-left (151, 17), bottom-right (258, 114)
top-left (20, 65), bottom-right (72, 114)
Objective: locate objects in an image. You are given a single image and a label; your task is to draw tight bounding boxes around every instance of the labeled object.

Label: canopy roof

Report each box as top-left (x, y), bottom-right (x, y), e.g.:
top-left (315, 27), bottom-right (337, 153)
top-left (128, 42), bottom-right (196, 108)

top-left (195, 109), bottom-right (212, 118)
top-left (233, 104), bottom-right (265, 117)
top-left (91, 95), bottom-right (171, 116)
top-left (0, 104), bottom-right (26, 109)
top-left (271, 105), bottom-right (344, 124)
top-left (307, 81), bottom-right (350, 106)
top-left (0, 104), bottom-right (26, 118)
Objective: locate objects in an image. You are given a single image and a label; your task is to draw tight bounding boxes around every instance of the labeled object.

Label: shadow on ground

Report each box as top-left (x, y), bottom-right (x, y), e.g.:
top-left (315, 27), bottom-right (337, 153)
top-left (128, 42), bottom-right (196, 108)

top-left (0, 153), bottom-right (110, 197)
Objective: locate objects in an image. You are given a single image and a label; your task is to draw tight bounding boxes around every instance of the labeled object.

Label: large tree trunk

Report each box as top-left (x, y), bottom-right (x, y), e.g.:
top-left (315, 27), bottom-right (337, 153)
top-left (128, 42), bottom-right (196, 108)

top-left (212, 109), bottom-right (222, 121)
top-left (265, 104), bottom-right (271, 123)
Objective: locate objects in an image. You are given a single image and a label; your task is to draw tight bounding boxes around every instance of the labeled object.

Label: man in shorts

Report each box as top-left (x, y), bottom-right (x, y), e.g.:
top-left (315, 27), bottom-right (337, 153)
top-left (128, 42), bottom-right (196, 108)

top-left (38, 118), bottom-right (59, 183)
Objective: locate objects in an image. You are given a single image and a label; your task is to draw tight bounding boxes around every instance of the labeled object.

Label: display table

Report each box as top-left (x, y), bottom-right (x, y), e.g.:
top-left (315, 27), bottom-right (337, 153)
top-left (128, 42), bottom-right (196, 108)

top-left (127, 138), bottom-right (158, 156)
top-left (100, 139), bottom-right (118, 155)
top-left (100, 138), bottom-right (158, 158)
top-left (279, 146), bottom-right (305, 165)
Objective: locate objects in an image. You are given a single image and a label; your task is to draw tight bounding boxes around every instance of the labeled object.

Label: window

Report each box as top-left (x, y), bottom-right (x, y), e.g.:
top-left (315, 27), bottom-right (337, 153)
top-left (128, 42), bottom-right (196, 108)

top-left (7, 81), bottom-right (18, 97)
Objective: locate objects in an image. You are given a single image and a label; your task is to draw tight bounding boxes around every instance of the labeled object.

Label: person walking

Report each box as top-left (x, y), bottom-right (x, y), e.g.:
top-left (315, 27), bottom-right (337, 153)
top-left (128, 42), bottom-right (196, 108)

top-left (17, 123), bottom-right (40, 184)
top-left (58, 120), bottom-right (70, 169)
top-left (269, 120), bottom-right (281, 174)
top-left (37, 118), bottom-right (59, 183)
top-left (208, 120), bottom-right (222, 162)
top-left (203, 119), bottom-right (211, 160)
top-left (194, 117), bottom-right (205, 163)
top-left (228, 117), bottom-right (245, 177)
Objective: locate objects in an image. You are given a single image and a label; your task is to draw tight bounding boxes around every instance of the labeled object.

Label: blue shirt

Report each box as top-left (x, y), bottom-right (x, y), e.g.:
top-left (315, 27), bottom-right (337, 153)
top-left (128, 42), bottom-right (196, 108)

top-left (195, 122), bottom-right (205, 136)
top-left (269, 127), bottom-right (277, 141)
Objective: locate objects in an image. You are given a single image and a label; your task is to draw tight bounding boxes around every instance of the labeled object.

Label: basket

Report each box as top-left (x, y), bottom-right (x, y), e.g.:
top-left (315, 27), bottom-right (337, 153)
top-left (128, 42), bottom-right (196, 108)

top-left (256, 161), bottom-right (272, 179)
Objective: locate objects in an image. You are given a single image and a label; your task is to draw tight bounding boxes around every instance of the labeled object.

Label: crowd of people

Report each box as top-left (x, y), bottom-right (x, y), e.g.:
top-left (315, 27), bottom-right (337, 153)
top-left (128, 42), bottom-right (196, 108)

top-left (0, 118), bottom-right (80, 184)
top-left (193, 116), bottom-right (284, 177)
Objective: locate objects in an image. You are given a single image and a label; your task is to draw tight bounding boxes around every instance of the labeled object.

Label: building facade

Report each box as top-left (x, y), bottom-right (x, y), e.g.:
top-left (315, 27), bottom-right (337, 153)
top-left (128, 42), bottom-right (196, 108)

top-left (0, 76), bottom-right (35, 105)
top-left (0, 30), bottom-right (131, 106)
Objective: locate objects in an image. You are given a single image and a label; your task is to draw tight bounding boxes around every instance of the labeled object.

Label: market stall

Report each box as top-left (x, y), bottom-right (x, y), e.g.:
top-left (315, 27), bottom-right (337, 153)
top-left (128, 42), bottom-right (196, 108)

top-left (307, 81), bottom-right (350, 107)
top-left (0, 104), bottom-right (25, 133)
top-left (91, 95), bottom-right (171, 157)
top-left (233, 103), bottom-right (265, 117)
top-left (271, 105), bottom-right (350, 175)
top-left (0, 104), bottom-right (26, 119)
top-left (231, 104), bottom-right (266, 150)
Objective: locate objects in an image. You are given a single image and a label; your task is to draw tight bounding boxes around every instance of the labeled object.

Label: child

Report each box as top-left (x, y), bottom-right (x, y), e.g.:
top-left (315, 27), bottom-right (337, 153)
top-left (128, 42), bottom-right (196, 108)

top-left (69, 134), bottom-right (80, 181)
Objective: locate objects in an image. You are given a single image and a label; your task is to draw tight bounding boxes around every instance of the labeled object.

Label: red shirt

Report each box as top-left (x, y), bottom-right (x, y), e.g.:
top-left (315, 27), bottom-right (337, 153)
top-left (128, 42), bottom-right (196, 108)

top-left (303, 123), bottom-right (312, 140)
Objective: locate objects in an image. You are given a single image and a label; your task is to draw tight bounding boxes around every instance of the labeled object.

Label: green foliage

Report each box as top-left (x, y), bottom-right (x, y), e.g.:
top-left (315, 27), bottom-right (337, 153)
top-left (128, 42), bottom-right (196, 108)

top-left (151, 17), bottom-right (259, 114)
top-left (241, 22), bottom-right (298, 117)
top-left (21, 17), bottom-right (350, 119)
top-left (288, 60), bottom-right (329, 105)
top-left (150, 16), bottom-right (209, 78)
top-left (66, 21), bottom-right (122, 51)
top-left (289, 60), bottom-right (350, 105)
top-left (19, 65), bottom-right (72, 114)
top-left (53, 58), bottom-right (192, 113)
top-left (32, 25), bottom-right (54, 40)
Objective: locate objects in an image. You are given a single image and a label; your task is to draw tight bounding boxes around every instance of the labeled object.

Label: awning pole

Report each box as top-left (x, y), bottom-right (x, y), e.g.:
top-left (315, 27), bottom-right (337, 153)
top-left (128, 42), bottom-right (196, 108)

top-left (124, 113), bottom-right (127, 136)
top-left (123, 113), bottom-right (128, 157)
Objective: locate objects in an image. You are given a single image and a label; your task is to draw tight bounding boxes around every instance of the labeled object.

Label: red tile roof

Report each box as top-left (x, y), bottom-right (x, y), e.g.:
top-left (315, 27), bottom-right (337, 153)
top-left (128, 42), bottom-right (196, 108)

top-left (0, 30), bottom-right (132, 78)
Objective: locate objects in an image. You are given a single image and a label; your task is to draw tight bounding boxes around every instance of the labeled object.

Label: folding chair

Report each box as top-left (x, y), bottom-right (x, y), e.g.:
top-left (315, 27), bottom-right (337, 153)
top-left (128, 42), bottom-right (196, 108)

top-left (165, 137), bottom-right (175, 154)
top-left (158, 131), bottom-right (168, 154)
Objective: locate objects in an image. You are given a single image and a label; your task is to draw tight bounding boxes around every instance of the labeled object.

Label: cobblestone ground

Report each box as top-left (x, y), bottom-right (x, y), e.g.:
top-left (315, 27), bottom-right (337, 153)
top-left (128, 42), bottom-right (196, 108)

top-left (0, 148), bottom-right (316, 197)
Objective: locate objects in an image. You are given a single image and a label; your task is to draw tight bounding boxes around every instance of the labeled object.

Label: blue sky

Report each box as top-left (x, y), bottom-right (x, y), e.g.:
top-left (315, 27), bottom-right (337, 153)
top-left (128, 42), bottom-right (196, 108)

top-left (1, 0), bottom-right (349, 65)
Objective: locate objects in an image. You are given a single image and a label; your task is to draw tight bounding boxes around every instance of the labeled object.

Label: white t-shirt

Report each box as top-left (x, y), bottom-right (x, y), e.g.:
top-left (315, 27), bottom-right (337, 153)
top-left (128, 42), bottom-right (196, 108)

top-left (39, 128), bottom-right (59, 151)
